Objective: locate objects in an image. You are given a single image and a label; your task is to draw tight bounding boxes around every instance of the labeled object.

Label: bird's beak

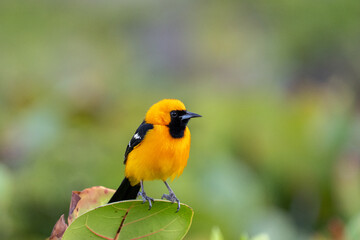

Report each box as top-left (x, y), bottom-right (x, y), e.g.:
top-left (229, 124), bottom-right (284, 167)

top-left (181, 111), bottom-right (202, 120)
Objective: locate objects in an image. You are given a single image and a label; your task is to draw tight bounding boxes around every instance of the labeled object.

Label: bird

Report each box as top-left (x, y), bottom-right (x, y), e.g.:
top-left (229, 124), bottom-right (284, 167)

top-left (108, 99), bottom-right (201, 212)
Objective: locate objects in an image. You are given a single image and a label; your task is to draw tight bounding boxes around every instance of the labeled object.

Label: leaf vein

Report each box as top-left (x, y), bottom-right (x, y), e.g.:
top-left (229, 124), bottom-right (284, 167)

top-left (123, 206), bottom-right (171, 227)
top-left (130, 216), bottom-right (179, 240)
top-left (85, 215), bottom-right (113, 240)
top-left (114, 202), bottom-right (134, 240)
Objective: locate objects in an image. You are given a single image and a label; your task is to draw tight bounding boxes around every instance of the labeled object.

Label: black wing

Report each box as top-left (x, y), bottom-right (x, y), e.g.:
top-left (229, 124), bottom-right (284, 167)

top-left (124, 121), bottom-right (153, 164)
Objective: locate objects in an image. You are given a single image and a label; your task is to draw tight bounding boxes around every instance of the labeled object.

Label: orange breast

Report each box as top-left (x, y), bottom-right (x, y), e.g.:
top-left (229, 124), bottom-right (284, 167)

top-left (125, 125), bottom-right (191, 185)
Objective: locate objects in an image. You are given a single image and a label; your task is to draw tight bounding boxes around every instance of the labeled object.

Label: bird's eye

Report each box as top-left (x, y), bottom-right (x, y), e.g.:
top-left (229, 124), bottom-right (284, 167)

top-left (170, 111), bottom-right (178, 118)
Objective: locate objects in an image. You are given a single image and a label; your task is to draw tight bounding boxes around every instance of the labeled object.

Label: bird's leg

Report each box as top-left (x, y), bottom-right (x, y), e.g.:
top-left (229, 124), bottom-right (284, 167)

top-left (161, 181), bottom-right (180, 212)
top-left (138, 180), bottom-right (154, 210)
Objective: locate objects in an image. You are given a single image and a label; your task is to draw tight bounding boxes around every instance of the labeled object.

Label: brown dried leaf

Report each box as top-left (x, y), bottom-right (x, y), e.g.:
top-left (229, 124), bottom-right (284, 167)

top-left (67, 186), bottom-right (115, 225)
top-left (67, 191), bottom-right (81, 225)
top-left (49, 214), bottom-right (68, 240)
top-left (48, 186), bottom-right (116, 240)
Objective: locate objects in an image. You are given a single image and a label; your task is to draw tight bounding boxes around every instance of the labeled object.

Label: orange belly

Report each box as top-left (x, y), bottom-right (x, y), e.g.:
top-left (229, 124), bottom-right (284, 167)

top-left (125, 125), bottom-right (191, 186)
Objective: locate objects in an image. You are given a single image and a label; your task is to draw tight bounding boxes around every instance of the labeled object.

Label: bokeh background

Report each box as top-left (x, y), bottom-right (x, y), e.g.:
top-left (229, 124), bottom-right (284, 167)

top-left (1, 1), bottom-right (360, 239)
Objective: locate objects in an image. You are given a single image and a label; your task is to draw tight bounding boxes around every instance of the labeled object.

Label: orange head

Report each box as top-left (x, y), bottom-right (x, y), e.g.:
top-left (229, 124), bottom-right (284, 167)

top-left (145, 99), bottom-right (186, 125)
top-left (145, 99), bottom-right (201, 137)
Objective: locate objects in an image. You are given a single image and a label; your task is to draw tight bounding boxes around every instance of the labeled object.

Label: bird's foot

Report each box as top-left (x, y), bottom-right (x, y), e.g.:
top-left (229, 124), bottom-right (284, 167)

top-left (138, 191), bottom-right (154, 210)
top-left (162, 192), bottom-right (180, 212)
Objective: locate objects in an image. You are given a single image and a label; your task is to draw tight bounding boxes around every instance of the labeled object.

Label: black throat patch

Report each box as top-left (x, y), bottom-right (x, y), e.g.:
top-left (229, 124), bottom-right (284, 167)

top-left (168, 110), bottom-right (188, 138)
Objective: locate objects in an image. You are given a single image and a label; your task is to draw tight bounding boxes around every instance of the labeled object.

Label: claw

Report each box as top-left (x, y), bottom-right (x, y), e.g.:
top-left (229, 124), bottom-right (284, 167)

top-left (138, 191), bottom-right (154, 210)
top-left (139, 180), bottom-right (154, 210)
top-left (162, 181), bottom-right (181, 212)
top-left (161, 192), bottom-right (180, 212)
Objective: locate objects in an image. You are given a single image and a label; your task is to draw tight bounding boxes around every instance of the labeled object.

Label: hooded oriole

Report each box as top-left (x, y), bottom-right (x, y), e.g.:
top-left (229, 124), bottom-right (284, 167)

top-left (108, 99), bottom-right (201, 211)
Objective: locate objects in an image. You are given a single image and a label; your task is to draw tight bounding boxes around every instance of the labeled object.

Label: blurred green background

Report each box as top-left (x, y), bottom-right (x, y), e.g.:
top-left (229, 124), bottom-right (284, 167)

top-left (1, 0), bottom-right (360, 239)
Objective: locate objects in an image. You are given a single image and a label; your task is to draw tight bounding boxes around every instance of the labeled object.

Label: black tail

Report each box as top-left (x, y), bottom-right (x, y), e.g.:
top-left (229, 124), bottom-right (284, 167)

top-left (108, 177), bottom-right (140, 203)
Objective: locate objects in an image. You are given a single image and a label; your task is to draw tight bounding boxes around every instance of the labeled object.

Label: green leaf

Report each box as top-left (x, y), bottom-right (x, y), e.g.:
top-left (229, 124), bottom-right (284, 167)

top-left (62, 200), bottom-right (194, 240)
top-left (239, 233), bottom-right (270, 240)
top-left (251, 234), bottom-right (270, 240)
top-left (239, 234), bottom-right (249, 240)
top-left (346, 214), bottom-right (360, 240)
top-left (210, 226), bottom-right (224, 240)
